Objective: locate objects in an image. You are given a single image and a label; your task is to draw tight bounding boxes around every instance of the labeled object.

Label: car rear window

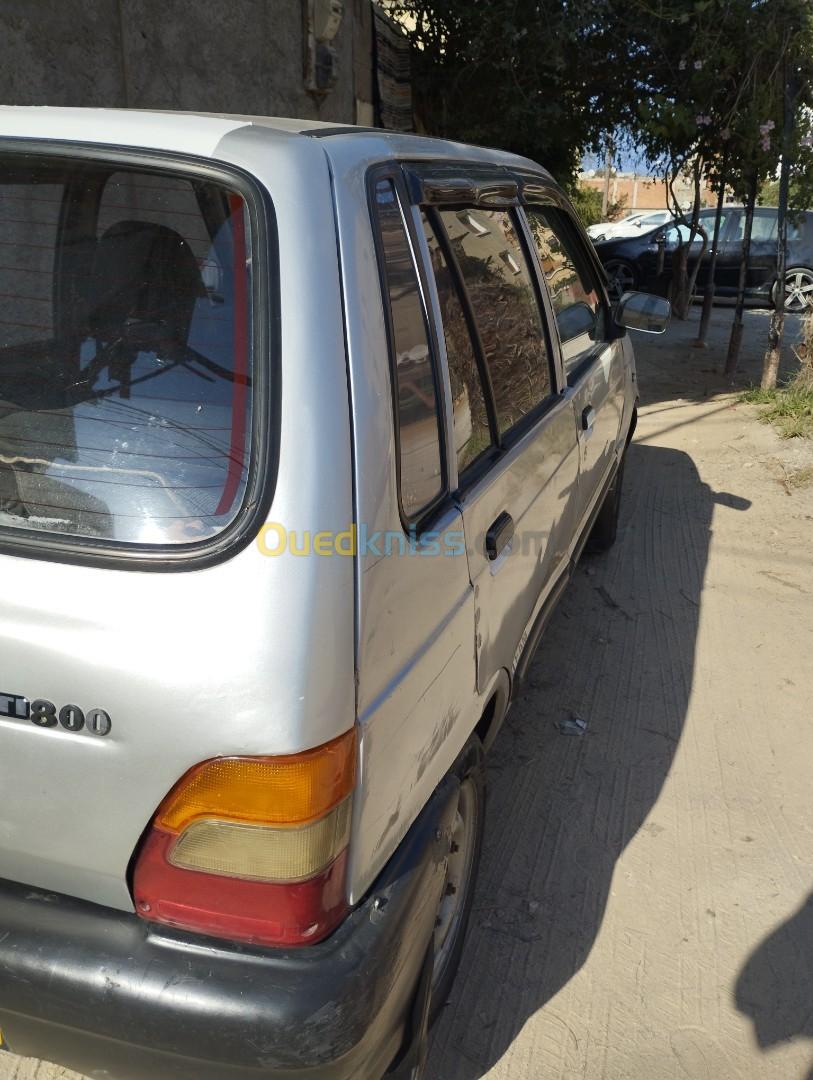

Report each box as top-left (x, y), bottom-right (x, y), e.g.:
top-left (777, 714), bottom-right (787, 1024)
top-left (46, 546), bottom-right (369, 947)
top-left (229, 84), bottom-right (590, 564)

top-left (0, 154), bottom-right (253, 548)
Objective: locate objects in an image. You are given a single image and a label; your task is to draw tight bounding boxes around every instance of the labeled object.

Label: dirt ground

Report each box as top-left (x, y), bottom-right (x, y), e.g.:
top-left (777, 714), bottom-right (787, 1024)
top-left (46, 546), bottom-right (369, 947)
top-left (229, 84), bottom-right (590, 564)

top-left (427, 306), bottom-right (813, 1080)
top-left (2, 306), bottom-right (812, 1080)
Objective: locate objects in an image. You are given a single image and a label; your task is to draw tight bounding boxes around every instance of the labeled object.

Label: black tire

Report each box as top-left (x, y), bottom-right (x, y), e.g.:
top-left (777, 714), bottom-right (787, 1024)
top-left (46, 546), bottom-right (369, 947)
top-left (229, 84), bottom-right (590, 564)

top-left (604, 259), bottom-right (638, 303)
top-left (587, 458), bottom-right (625, 553)
top-left (771, 267), bottom-right (813, 313)
top-left (429, 736), bottom-right (485, 1022)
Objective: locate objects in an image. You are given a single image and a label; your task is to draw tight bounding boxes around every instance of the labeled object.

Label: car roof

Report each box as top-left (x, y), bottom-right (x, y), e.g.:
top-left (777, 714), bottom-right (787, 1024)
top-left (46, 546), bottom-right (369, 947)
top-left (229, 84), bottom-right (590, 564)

top-left (0, 106), bottom-right (550, 179)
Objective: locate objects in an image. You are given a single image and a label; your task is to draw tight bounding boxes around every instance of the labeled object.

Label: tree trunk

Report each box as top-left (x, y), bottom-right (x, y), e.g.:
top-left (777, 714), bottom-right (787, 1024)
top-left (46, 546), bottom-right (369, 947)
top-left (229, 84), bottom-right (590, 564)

top-left (669, 246), bottom-right (692, 318)
top-left (762, 66), bottom-right (797, 389)
top-left (724, 173), bottom-right (758, 376)
top-left (601, 142), bottom-right (612, 218)
top-left (669, 159), bottom-right (705, 320)
top-left (684, 160), bottom-right (708, 301)
top-left (695, 161), bottom-right (728, 347)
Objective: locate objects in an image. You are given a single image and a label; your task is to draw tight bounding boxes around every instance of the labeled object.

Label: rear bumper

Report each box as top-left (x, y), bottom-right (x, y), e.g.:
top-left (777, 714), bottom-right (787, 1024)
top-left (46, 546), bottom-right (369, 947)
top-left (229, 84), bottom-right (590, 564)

top-left (0, 776), bottom-right (458, 1080)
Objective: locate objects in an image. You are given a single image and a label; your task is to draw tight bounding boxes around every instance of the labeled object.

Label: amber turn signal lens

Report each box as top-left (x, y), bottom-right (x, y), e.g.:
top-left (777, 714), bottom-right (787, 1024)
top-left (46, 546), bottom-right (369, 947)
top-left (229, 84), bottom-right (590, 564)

top-left (156, 729), bottom-right (356, 833)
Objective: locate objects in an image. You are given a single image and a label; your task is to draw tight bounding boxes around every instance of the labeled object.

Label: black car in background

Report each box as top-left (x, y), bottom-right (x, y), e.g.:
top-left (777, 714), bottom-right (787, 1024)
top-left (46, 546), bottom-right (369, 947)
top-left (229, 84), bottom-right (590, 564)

top-left (594, 206), bottom-right (813, 312)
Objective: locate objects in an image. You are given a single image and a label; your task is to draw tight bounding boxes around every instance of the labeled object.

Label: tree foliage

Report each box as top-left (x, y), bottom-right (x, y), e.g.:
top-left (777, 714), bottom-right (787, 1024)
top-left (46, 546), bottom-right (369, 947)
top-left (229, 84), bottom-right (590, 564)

top-left (602, 1), bottom-right (809, 314)
top-left (386, 0), bottom-right (813, 202)
top-left (384, 0), bottom-right (630, 184)
top-left (386, 0), bottom-right (813, 335)
top-left (566, 185), bottom-right (627, 228)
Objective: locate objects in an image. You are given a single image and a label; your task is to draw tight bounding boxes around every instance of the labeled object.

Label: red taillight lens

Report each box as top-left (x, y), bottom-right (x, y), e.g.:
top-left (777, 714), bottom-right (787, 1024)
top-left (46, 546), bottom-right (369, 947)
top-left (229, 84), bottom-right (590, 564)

top-left (132, 730), bottom-right (356, 947)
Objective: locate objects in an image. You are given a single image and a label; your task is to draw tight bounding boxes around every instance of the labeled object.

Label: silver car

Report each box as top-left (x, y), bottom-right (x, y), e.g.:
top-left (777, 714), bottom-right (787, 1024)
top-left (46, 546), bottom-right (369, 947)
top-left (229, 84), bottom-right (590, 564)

top-left (0, 108), bottom-right (668, 1080)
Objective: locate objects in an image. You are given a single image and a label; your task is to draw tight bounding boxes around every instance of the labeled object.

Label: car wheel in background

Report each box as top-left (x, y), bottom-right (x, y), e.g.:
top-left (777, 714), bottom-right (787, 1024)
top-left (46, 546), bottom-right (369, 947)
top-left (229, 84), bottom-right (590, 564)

top-left (604, 260), bottom-right (637, 303)
top-left (772, 267), bottom-right (813, 313)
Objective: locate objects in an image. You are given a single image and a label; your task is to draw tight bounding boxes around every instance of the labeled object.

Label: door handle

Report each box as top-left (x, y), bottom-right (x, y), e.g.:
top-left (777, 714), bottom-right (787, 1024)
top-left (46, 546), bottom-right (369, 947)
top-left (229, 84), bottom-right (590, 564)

top-left (485, 511), bottom-right (514, 561)
top-left (581, 405), bottom-right (596, 433)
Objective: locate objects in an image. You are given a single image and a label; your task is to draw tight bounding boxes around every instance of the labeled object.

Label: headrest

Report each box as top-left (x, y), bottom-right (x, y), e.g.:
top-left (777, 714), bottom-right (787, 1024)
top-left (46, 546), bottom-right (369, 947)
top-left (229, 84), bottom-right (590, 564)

top-left (87, 220), bottom-right (204, 344)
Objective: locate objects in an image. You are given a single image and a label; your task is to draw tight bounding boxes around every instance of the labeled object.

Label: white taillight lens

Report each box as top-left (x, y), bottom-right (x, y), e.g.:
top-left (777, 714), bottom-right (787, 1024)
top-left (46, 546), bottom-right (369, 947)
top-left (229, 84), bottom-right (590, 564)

top-left (168, 797), bottom-right (352, 883)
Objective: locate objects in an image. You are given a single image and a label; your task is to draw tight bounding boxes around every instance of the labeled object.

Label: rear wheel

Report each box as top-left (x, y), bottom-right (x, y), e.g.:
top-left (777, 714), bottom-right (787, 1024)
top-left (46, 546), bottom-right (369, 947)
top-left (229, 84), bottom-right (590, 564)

top-left (588, 457), bottom-right (625, 553)
top-left (604, 259), bottom-right (637, 303)
top-left (772, 267), bottom-right (813, 313)
top-left (430, 738), bottom-right (485, 1020)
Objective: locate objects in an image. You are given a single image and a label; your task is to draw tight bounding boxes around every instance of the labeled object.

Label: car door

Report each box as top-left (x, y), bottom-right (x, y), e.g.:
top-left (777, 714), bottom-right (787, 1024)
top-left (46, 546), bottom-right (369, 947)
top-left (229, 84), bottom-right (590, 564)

top-left (523, 201), bottom-right (626, 532)
top-left (714, 208), bottom-right (745, 294)
top-left (714, 209), bottom-right (778, 295)
top-left (745, 209), bottom-right (779, 293)
top-left (660, 222), bottom-right (689, 281)
top-left (414, 182), bottom-right (580, 692)
top-left (685, 211), bottom-right (711, 290)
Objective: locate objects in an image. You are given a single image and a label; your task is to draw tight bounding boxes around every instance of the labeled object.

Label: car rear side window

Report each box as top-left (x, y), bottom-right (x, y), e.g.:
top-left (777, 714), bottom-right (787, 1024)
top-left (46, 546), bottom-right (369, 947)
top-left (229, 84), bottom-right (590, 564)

top-left (525, 206), bottom-right (607, 378)
top-left (422, 212), bottom-right (494, 476)
top-left (731, 211), bottom-right (777, 243)
top-left (0, 155), bottom-right (253, 547)
top-left (373, 178), bottom-right (444, 521)
top-left (438, 207), bottom-right (552, 437)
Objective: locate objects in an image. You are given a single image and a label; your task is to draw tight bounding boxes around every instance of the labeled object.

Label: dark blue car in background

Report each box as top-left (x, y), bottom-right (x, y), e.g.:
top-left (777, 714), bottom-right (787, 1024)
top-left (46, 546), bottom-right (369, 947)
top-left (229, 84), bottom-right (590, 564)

top-left (594, 206), bottom-right (813, 312)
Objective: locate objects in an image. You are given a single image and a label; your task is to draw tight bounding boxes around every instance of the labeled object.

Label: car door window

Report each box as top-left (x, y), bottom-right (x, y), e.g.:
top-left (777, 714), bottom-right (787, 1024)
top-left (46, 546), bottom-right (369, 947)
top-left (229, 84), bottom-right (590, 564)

top-left (664, 224), bottom-right (691, 246)
top-left (525, 206), bottom-right (608, 378)
top-left (422, 213), bottom-right (494, 475)
top-left (698, 211), bottom-right (734, 242)
top-left (666, 222), bottom-right (712, 246)
top-left (731, 211), bottom-right (777, 243)
top-left (437, 207), bottom-right (552, 437)
top-left (373, 178), bottom-right (444, 521)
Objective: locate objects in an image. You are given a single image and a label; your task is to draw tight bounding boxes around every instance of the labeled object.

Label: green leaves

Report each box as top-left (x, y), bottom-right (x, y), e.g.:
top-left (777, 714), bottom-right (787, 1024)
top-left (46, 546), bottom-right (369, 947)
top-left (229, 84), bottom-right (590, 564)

top-left (385, 0), bottom-right (813, 192)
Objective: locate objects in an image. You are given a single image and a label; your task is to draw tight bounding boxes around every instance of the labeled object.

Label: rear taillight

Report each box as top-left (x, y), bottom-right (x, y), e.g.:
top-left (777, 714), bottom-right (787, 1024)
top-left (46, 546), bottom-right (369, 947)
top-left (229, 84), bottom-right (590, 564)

top-left (133, 730), bottom-right (356, 946)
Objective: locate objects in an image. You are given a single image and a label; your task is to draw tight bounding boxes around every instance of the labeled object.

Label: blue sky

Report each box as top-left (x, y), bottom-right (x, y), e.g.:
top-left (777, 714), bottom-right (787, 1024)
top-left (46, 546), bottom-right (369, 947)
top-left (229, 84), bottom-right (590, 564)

top-left (581, 148), bottom-right (653, 174)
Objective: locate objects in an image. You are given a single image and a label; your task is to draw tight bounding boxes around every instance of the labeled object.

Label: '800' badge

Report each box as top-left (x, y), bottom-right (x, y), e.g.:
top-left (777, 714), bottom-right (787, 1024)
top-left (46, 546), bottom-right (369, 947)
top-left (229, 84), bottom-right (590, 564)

top-left (0, 691), bottom-right (111, 736)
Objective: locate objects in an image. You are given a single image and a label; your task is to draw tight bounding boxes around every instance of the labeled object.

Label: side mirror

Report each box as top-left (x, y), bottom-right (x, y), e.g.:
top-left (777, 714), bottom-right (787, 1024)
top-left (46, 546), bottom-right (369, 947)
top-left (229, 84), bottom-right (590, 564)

top-left (615, 291), bottom-right (671, 334)
top-left (557, 301), bottom-right (596, 342)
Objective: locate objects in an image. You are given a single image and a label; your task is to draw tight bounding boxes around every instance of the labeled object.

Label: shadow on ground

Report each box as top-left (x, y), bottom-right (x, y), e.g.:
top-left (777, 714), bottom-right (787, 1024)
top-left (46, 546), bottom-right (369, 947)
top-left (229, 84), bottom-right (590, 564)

top-left (427, 439), bottom-right (751, 1078)
top-left (735, 891), bottom-right (813, 1080)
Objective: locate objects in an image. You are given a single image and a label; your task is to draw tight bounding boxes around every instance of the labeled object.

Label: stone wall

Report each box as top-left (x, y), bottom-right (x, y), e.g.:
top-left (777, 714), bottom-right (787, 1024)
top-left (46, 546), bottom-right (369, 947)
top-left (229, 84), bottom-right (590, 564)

top-left (0, 0), bottom-right (370, 124)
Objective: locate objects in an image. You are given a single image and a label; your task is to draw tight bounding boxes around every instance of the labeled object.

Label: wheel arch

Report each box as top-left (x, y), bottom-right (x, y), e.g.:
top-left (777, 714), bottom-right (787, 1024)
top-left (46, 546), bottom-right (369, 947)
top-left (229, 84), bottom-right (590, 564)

top-left (474, 670), bottom-right (510, 753)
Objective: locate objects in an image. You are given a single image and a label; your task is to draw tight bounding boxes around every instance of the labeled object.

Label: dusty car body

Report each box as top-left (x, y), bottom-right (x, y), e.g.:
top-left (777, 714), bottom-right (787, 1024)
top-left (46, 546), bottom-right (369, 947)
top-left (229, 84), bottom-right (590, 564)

top-left (0, 107), bottom-right (666, 1079)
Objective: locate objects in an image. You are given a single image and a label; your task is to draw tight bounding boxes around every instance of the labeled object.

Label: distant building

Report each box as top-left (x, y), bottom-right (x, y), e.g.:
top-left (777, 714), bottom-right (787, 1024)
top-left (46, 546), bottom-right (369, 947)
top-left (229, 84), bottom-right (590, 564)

top-left (579, 170), bottom-right (716, 214)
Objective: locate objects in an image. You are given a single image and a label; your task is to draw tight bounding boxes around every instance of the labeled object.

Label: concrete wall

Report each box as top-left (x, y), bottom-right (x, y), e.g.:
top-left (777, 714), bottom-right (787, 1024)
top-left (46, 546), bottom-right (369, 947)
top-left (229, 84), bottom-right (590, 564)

top-left (0, 0), bottom-right (365, 123)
